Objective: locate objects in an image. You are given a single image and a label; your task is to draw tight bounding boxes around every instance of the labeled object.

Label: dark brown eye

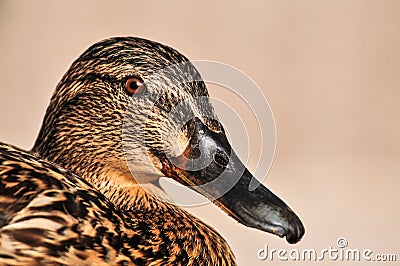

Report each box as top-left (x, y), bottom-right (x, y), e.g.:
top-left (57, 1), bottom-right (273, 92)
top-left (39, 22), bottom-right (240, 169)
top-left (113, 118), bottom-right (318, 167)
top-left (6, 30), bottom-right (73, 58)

top-left (125, 77), bottom-right (146, 95)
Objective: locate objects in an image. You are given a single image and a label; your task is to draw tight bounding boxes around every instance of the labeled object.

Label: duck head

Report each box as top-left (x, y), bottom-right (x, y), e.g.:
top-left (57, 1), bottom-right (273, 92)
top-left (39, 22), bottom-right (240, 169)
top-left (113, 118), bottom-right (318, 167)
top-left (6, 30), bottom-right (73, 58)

top-left (32, 37), bottom-right (304, 244)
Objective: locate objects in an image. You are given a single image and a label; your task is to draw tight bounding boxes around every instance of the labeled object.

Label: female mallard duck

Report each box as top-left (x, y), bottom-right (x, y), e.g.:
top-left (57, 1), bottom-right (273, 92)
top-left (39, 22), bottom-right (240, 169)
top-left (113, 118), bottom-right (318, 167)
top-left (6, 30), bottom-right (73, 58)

top-left (0, 37), bottom-right (304, 265)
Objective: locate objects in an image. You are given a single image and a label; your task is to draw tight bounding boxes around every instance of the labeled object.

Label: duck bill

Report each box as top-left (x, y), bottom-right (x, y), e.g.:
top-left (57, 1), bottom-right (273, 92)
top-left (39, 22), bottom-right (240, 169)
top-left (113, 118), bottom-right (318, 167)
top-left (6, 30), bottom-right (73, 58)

top-left (213, 168), bottom-right (305, 244)
top-left (161, 118), bottom-right (305, 244)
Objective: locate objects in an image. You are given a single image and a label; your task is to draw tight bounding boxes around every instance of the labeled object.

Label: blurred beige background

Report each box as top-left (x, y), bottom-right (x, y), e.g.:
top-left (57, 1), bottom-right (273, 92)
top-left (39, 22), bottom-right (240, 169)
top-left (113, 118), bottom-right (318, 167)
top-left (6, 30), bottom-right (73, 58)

top-left (1, 1), bottom-right (399, 265)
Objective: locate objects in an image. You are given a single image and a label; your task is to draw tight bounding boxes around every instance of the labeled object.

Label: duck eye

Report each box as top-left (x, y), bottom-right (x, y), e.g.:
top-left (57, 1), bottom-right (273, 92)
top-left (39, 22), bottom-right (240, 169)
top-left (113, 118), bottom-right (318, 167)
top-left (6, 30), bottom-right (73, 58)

top-left (125, 77), bottom-right (146, 95)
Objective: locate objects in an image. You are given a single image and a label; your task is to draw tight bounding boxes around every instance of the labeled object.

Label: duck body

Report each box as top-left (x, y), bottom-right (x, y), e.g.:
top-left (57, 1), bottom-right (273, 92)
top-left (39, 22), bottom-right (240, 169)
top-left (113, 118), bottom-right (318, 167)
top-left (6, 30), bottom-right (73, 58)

top-left (0, 143), bottom-right (234, 265)
top-left (0, 37), bottom-right (304, 265)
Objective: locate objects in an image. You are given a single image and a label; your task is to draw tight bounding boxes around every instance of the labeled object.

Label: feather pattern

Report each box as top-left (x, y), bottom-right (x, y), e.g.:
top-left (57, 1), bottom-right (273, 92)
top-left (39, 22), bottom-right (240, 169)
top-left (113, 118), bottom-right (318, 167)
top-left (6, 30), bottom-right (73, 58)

top-left (0, 143), bottom-right (235, 265)
top-left (0, 37), bottom-right (236, 265)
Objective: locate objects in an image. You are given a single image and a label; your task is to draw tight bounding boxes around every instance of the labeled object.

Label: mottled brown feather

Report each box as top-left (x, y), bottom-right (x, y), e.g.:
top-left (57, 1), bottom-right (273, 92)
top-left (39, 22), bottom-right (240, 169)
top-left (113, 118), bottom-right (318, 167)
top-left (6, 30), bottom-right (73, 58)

top-left (0, 37), bottom-right (236, 265)
top-left (0, 143), bottom-right (235, 265)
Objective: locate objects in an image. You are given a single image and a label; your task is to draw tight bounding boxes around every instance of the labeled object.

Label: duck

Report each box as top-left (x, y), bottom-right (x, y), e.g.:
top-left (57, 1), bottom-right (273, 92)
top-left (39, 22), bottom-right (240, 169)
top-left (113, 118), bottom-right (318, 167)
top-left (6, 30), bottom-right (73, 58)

top-left (0, 37), bottom-right (304, 265)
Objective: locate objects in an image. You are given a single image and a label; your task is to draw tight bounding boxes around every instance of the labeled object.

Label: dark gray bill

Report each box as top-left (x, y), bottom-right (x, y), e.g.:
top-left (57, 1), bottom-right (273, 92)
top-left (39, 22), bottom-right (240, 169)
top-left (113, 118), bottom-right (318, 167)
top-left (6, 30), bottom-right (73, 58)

top-left (161, 118), bottom-right (305, 244)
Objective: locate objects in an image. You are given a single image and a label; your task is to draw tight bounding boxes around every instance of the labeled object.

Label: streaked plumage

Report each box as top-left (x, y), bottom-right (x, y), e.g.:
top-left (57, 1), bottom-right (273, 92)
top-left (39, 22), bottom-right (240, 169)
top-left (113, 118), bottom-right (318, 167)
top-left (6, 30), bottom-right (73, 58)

top-left (0, 37), bottom-right (304, 265)
top-left (0, 143), bottom-right (232, 265)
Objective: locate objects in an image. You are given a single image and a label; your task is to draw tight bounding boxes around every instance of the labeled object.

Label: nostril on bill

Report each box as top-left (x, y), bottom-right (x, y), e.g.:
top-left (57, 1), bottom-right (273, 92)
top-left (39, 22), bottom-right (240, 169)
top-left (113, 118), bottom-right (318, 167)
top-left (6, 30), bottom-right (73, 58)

top-left (213, 150), bottom-right (229, 167)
